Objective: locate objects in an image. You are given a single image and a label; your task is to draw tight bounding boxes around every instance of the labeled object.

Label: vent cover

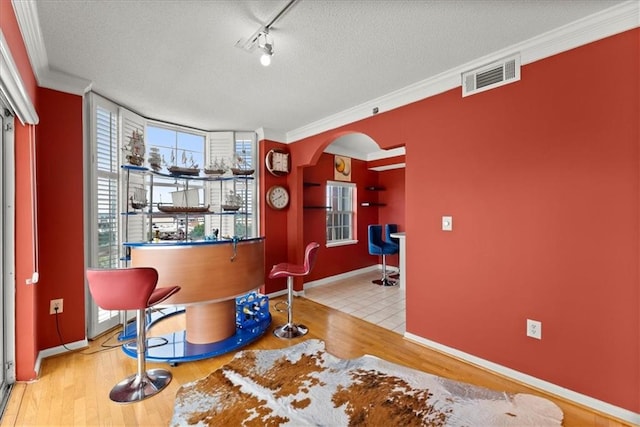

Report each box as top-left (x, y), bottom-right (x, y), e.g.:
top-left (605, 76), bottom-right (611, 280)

top-left (462, 54), bottom-right (521, 97)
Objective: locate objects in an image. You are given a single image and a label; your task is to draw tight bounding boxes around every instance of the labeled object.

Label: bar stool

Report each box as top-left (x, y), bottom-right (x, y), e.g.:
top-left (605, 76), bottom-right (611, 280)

top-left (368, 224), bottom-right (397, 286)
top-left (86, 267), bottom-right (180, 403)
top-left (269, 242), bottom-right (320, 339)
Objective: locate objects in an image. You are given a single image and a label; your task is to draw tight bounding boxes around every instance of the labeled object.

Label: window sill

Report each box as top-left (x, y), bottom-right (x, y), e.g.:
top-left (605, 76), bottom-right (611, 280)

top-left (326, 239), bottom-right (358, 248)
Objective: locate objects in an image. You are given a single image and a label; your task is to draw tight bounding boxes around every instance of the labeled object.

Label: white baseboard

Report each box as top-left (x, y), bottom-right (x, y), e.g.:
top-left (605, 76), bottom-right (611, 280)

top-left (304, 265), bottom-right (379, 290)
top-left (266, 265), bottom-right (381, 299)
top-left (404, 332), bottom-right (640, 425)
top-left (36, 338), bottom-right (89, 377)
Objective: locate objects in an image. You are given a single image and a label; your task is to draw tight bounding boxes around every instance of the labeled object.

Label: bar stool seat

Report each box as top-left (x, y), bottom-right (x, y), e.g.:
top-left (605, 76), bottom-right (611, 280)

top-left (269, 242), bottom-right (320, 339)
top-left (86, 267), bottom-right (180, 403)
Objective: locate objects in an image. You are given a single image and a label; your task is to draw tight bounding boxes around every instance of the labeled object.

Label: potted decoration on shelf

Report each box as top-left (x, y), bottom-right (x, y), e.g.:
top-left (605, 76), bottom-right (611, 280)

top-left (123, 129), bottom-right (145, 166)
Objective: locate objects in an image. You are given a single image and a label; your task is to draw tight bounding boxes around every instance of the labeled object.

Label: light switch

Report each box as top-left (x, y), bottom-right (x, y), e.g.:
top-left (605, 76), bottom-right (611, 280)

top-left (442, 216), bottom-right (453, 231)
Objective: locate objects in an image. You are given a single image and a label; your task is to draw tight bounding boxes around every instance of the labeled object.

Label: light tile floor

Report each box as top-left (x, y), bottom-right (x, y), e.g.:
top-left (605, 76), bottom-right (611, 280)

top-left (304, 270), bottom-right (406, 334)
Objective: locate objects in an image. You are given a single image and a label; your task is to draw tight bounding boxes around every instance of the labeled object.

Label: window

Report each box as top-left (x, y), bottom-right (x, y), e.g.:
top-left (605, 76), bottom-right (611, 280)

top-left (146, 124), bottom-right (207, 239)
top-left (326, 181), bottom-right (356, 245)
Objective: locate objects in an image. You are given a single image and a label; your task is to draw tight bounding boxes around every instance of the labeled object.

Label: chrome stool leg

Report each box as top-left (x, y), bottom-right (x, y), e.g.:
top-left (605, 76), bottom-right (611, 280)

top-left (273, 276), bottom-right (308, 339)
top-left (372, 254), bottom-right (397, 287)
top-left (109, 308), bottom-right (173, 403)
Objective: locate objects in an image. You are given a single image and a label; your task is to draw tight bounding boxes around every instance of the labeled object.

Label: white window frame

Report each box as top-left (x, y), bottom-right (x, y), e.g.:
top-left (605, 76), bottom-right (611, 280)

top-left (326, 180), bottom-right (357, 247)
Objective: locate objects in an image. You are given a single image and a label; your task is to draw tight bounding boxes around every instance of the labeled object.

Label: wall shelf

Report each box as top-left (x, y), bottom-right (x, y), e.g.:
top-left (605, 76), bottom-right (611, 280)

top-left (361, 202), bottom-right (386, 207)
top-left (365, 186), bottom-right (385, 191)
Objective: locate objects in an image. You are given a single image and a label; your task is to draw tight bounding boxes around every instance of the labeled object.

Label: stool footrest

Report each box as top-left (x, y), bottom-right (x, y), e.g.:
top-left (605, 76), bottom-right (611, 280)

top-left (273, 323), bottom-right (308, 339)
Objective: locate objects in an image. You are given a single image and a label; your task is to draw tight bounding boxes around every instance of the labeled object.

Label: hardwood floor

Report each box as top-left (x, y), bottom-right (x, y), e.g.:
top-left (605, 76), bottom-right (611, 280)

top-left (1, 295), bottom-right (632, 426)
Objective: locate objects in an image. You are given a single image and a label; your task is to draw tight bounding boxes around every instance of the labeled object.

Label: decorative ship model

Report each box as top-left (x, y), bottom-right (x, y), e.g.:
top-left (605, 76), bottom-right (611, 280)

top-left (157, 188), bottom-right (210, 213)
top-left (147, 146), bottom-right (162, 171)
top-left (222, 190), bottom-right (243, 211)
top-left (130, 187), bottom-right (147, 210)
top-left (167, 149), bottom-right (200, 176)
top-left (204, 157), bottom-right (229, 176)
top-left (231, 152), bottom-right (254, 176)
top-left (123, 129), bottom-right (145, 166)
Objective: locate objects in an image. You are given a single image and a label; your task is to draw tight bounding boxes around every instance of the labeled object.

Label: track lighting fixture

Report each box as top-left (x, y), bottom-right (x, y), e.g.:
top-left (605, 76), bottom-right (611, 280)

top-left (258, 31), bottom-right (274, 67)
top-left (235, 0), bottom-right (299, 67)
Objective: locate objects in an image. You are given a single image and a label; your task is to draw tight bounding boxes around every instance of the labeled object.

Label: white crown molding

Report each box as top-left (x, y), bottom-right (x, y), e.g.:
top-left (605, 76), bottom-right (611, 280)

top-left (286, 1), bottom-right (639, 144)
top-left (0, 28), bottom-right (38, 124)
top-left (367, 146), bottom-right (405, 161)
top-left (369, 163), bottom-right (405, 172)
top-left (256, 127), bottom-right (287, 143)
top-left (405, 332), bottom-right (640, 426)
top-left (10, 0), bottom-right (47, 81)
top-left (11, 0), bottom-right (91, 96)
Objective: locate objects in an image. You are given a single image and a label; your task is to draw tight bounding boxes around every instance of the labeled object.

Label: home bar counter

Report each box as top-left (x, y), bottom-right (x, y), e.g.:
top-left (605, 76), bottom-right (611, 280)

top-left (124, 237), bottom-right (270, 364)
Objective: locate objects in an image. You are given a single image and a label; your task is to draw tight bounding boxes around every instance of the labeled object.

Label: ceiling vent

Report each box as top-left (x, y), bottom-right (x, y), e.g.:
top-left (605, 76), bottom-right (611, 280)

top-left (462, 54), bottom-right (520, 97)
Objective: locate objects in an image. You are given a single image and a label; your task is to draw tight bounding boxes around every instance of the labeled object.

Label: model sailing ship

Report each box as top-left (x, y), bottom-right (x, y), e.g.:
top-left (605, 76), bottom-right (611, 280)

top-left (123, 129), bottom-right (145, 166)
top-left (222, 190), bottom-right (243, 211)
top-left (167, 149), bottom-right (200, 176)
top-left (204, 157), bottom-right (229, 176)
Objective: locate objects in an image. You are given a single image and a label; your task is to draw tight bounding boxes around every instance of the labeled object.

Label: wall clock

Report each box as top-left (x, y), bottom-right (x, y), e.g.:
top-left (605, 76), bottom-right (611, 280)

top-left (266, 185), bottom-right (290, 210)
top-left (265, 148), bottom-right (290, 176)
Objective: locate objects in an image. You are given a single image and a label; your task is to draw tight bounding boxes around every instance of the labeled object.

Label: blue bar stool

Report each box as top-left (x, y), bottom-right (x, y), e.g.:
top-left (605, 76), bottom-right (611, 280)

top-left (368, 225), bottom-right (398, 286)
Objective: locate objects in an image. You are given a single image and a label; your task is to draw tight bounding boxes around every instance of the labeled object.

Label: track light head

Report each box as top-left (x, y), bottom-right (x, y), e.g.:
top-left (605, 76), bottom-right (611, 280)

top-left (258, 31), bottom-right (274, 66)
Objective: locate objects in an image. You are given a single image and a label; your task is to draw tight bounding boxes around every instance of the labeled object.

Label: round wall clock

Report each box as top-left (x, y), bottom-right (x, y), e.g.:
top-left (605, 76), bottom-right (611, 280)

top-left (265, 148), bottom-right (290, 176)
top-left (266, 185), bottom-right (290, 210)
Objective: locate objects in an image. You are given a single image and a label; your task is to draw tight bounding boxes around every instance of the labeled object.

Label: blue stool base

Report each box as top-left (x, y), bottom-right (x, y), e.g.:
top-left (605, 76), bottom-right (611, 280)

top-left (121, 313), bottom-right (271, 364)
top-left (119, 293), bottom-right (271, 364)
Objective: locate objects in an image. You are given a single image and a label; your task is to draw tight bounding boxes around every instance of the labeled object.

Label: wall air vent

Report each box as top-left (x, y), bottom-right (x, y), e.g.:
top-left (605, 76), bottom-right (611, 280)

top-left (462, 54), bottom-right (521, 97)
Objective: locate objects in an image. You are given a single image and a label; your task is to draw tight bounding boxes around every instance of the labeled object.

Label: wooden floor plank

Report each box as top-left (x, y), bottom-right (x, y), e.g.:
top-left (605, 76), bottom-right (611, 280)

top-left (0, 295), bottom-right (633, 426)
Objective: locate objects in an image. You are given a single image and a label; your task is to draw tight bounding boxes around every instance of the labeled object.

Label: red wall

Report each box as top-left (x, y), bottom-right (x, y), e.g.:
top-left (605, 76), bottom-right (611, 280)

top-left (35, 88), bottom-right (85, 349)
top-left (406, 31), bottom-right (639, 412)
top-left (260, 140), bottom-right (291, 294)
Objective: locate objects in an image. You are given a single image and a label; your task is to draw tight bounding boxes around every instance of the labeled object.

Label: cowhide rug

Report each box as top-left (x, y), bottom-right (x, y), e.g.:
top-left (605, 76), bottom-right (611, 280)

top-left (171, 339), bottom-right (563, 426)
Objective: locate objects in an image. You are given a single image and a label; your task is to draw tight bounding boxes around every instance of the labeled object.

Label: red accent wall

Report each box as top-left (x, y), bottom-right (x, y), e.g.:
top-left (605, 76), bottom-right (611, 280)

top-left (405, 31), bottom-right (639, 412)
top-left (260, 140), bottom-right (290, 294)
top-left (35, 88), bottom-right (85, 349)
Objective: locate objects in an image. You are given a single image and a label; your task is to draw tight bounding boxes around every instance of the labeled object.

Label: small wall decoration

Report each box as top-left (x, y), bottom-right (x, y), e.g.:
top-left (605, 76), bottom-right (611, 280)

top-left (334, 155), bottom-right (351, 181)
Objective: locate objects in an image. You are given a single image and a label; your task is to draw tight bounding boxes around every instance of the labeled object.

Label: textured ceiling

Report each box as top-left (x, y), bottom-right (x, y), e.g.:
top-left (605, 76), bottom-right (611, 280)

top-left (34, 0), bottom-right (625, 150)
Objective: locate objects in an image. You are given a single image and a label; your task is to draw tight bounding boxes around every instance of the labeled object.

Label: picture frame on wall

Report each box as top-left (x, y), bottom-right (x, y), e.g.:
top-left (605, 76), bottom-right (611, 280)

top-left (334, 155), bottom-right (351, 181)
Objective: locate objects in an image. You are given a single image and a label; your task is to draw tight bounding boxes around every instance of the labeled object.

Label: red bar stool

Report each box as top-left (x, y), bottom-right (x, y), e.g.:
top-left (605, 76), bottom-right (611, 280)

top-left (86, 267), bottom-right (180, 403)
top-left (269, 242), bottom-right (320, 339)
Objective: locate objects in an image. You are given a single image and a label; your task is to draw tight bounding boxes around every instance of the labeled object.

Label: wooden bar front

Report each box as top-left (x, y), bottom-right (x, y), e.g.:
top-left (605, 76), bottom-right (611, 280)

top-left (130, 239), bottom-right (264, 344)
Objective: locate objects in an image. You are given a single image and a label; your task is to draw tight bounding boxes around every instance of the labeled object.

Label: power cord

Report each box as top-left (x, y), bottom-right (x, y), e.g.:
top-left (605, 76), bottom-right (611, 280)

top-left (53, 307), bottom-right (73, 351)
top-left (54, 307), bottom-right (170, 356)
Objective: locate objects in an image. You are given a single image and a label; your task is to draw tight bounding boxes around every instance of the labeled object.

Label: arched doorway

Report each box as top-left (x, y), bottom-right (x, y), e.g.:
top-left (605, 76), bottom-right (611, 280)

top-left (299, 132), bottom-right (407, 334)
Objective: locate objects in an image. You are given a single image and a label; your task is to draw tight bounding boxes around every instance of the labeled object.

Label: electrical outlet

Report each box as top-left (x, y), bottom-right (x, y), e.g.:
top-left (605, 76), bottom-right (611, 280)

top-left (527, 319), bottom-right (542, 339)
top-left (50, 299), bottom-right (63, 315)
